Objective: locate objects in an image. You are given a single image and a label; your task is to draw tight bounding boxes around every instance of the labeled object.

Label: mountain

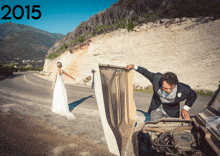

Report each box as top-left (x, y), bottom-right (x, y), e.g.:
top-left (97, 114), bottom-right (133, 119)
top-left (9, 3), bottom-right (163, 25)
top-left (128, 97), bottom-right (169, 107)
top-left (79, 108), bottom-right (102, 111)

top-left (46, 0), bottom-right (220, 59)
top-left (43, 17), bottom-right (220, 92)
top-left (0, 22), bottom-right (64, 64)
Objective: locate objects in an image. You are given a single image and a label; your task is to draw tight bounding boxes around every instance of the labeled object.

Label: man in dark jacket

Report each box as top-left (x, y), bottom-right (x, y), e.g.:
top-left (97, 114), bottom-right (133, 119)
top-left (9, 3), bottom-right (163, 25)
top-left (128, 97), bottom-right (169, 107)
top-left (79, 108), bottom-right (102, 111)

top-left (126, 64), bottom-right (197, 121)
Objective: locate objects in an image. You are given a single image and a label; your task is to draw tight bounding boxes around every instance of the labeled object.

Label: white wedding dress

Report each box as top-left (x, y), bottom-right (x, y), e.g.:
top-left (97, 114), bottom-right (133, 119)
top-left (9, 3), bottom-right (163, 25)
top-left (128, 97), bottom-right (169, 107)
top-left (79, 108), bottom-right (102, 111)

top-left (51, 70), bottom-right (75, 119)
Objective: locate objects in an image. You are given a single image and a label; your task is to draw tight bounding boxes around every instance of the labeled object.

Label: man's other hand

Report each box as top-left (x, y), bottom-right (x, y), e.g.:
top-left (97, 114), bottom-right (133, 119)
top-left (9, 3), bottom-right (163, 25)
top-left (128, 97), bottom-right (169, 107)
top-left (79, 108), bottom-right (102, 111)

top-left (181, 109), bottom-right (190, 120)
top-left (126, 64), bottom-right (134, 70)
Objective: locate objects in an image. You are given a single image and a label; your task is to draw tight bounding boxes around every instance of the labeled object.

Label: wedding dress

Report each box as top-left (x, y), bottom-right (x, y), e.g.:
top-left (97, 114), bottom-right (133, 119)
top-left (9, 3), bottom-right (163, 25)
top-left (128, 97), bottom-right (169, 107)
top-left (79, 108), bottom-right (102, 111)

top-left (51, 70), bottom-right (75, 119)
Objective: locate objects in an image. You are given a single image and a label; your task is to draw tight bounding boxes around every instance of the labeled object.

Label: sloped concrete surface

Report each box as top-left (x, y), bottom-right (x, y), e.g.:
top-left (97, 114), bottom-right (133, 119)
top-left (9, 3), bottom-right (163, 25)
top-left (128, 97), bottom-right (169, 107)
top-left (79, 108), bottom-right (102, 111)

top-left (44, 18), bottom-right (220, 91)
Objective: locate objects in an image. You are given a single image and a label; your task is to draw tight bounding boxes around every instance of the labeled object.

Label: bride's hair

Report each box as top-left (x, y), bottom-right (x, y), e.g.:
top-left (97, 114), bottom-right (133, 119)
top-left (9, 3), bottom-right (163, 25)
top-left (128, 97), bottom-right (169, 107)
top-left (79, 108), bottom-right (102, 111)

top-left (57, 62), bottom-right (62, 68)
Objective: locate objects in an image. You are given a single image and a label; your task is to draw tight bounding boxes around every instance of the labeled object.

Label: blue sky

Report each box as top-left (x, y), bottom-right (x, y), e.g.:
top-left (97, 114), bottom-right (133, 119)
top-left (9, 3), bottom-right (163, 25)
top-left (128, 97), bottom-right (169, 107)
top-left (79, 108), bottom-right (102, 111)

top-left (0, 0), bottom-right (119, 35)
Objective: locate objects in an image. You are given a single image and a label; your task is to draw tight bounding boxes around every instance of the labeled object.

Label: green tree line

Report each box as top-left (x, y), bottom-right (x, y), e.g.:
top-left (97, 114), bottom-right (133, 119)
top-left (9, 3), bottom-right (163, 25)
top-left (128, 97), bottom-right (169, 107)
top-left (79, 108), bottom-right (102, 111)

top-left (0, 63), bottom-right (43, 77)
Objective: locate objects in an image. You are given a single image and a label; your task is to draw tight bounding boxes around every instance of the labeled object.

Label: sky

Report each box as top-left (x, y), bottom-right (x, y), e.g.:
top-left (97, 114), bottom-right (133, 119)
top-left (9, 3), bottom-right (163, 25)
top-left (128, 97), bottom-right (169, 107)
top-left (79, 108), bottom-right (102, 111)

top-left (0, 0), bottom-right (119, 35)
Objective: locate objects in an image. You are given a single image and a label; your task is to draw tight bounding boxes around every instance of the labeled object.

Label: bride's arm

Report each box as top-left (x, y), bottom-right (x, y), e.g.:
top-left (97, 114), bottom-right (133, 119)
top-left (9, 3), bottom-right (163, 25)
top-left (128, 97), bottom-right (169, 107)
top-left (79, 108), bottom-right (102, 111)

top-left (52, 72), bottom-right (57, 90)
top-left (63, 70), bottom-right (75, 81)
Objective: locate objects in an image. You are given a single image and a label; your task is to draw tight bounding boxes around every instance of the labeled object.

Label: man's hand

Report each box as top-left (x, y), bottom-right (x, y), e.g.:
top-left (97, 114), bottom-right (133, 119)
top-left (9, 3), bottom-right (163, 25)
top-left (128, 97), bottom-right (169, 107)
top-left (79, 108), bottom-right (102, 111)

top-left (181, 109), bottom-right (190, 120)
top-left (126, 64), bottom-right (134, 70)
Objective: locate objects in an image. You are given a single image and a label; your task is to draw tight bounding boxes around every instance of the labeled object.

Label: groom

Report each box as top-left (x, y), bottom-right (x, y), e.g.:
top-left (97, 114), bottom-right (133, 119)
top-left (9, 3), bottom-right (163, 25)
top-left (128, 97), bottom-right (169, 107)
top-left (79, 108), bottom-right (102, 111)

top-left (126, 64), bottom-right (197, 121)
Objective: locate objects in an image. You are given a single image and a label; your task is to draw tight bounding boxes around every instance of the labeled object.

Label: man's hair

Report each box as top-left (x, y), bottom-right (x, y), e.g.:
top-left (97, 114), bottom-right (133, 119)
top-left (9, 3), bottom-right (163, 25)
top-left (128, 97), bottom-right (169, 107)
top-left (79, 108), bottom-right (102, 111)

top-left (160, 72), bottom-right (179, 85)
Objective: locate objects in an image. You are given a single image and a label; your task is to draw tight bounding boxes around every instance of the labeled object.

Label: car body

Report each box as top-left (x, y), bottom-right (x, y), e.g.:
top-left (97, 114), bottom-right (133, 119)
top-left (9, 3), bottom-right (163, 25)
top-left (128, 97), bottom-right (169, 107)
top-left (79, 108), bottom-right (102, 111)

top-left (95, 64), bottom-right (220, 156)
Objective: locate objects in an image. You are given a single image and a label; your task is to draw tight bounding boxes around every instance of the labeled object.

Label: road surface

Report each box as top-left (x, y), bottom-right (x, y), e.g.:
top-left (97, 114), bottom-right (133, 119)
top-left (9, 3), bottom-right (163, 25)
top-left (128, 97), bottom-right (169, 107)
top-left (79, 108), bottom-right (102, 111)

top-left (0, 72), bottom-right (211, 155)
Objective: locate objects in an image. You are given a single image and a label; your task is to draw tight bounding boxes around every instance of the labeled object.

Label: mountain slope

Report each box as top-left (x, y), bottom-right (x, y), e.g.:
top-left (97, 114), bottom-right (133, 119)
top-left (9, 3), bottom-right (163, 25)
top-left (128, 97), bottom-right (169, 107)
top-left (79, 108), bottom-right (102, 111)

top-left (45, 0), bottom-right (220, 59)
top-left (0, 22), bottom-right (64, 64)
top-left (42, 17), bottom-right (220, 91)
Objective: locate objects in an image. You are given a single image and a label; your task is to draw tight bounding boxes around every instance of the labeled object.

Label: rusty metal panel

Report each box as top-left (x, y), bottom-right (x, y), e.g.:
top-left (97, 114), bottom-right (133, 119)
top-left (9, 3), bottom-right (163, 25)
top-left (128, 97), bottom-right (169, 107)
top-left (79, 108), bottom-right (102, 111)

top-left (95, 64), bottom-right (136, 156)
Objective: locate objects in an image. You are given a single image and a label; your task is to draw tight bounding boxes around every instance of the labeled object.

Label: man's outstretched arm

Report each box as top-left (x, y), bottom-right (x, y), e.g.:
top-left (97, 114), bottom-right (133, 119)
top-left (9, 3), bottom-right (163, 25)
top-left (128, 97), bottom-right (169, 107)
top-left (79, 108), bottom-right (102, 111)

top-left (126, 64), bottom-right (156, 83)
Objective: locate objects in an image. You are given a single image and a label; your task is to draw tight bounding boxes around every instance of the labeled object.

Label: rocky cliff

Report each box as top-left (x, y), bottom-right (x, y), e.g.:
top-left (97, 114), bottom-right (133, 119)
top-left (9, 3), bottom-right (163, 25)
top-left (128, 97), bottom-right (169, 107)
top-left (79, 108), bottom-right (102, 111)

top-left (42, 17), bottom-right (220, 91)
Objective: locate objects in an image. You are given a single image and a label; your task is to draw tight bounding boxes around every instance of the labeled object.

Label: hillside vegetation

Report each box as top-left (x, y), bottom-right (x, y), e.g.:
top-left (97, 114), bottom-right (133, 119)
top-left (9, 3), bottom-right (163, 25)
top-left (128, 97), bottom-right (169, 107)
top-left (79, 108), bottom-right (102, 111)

top-left (47, 0), bottom-right (220, 59)
top-left (0, 22), bottom-right (64, 64)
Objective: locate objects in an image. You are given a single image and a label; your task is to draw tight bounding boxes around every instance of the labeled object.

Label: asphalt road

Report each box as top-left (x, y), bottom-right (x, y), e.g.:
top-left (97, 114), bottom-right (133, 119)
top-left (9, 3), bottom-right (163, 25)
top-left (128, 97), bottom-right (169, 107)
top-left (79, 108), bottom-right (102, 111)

top-left (0, 71), bottom-right (212, 144)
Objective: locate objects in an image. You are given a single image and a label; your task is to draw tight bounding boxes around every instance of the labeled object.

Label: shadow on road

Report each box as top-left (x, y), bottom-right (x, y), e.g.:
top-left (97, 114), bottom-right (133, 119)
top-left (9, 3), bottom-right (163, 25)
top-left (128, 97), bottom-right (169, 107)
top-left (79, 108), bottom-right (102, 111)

top-left (69, 95), bottom-right (94, 111)
top-left (6, 73), bottom-right (24, 79)
top-left (0, 73), bottom-right (24, 81)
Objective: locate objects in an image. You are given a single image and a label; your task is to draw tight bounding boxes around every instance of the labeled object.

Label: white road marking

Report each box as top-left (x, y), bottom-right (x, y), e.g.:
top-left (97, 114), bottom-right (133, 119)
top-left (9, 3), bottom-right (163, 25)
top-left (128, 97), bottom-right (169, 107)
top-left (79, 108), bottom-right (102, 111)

top-left (1, 77), bottom-right (146, 122)
top-left (0, 89), bottom-right (52, 103)
top-left (0, 90), bottom-right (146, 123)
top-left (0, 93), bottom-right (51, 109)
top-left (0, 104), bottom-right (17, 107)
top-left (24, 74), bottom-right (30, 83)
top-left (24, 74), bottom-right (46, 87)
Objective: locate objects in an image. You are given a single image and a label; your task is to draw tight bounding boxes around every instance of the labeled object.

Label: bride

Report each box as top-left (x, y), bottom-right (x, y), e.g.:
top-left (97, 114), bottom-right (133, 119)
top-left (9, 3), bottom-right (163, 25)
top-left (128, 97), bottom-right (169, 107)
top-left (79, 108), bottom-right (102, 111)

top-left (51, 62), bottom-right (76, 119)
